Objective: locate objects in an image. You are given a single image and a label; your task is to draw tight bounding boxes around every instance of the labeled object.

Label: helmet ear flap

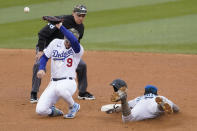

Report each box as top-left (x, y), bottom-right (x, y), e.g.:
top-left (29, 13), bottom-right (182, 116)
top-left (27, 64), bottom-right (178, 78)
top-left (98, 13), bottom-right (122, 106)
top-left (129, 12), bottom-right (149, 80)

top-left (113, 86), bottom-right (118, 92)
top-left (113, 85), bottom-right (127, 92)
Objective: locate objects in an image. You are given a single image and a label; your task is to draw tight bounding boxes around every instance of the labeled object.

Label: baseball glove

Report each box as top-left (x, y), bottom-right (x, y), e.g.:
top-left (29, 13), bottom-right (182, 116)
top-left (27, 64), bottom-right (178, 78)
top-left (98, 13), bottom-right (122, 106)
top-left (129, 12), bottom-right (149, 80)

top-left (42, 16), bottom-right (63, 25)
top-left (111, 87), bottom-right (127, 102)
top-left (110, 79), bottom-right (128, 102)
top-left (111, 92), bottom-right (120, 102)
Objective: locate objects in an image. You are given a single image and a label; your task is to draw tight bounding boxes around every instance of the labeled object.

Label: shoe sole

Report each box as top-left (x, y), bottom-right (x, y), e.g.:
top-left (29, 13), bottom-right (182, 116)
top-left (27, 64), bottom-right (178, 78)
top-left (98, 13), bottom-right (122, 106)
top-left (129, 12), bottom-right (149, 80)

top-left (59, 112), bottom-right (64, 116)
top-left (155, 97), bottom-right (173, 114)
top-left (49, 111), bottom-right (64, 117)
top-left (30, 100), bottom-right (38, 104)
top-left (78, 96), bottom-right (95, 100)
top-left (56, 110), bottom-right (64, 116)
top-left (101, 104), bottom-right (121, 112)
top-left (64, 104), bottom-right (80, 119)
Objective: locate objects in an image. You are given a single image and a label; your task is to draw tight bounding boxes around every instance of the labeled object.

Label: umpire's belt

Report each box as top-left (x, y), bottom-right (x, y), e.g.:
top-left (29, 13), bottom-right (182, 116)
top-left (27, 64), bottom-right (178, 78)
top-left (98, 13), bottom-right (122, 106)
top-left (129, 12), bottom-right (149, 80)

top-left (52, 77), bottom-right (73, 81)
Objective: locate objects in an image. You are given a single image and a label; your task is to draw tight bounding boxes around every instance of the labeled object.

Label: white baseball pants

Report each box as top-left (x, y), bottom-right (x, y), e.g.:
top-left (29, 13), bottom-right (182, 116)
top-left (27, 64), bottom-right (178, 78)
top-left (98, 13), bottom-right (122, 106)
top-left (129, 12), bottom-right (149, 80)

top-left (36, 79), bottom-right (77, 116)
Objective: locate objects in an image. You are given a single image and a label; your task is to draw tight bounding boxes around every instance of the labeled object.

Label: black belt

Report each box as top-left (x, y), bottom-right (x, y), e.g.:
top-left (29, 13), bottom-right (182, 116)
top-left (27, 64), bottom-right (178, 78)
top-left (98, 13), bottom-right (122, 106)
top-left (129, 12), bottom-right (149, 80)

top-left (52, 77), bottom-right (73, 81)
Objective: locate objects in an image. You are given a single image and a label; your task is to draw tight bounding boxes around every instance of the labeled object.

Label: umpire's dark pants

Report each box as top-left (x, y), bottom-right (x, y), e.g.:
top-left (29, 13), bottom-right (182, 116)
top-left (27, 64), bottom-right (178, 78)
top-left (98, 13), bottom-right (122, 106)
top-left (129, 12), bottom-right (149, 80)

top-left (31, 55), bottom-right (88, 94)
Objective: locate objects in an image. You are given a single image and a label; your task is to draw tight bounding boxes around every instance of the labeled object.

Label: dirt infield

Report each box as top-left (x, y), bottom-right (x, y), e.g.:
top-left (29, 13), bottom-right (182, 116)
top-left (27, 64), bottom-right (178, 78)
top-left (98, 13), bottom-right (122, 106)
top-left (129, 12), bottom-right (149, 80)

top-left (0, 49), bottom-right (197, 131)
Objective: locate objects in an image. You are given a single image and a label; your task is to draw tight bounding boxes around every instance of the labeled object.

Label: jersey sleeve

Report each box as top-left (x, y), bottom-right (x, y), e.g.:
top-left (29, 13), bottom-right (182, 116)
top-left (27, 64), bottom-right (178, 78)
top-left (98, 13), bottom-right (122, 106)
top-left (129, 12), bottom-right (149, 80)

top-left (39, 54), bottom-right (49, 70)
top-left (43, 39), bottom-right (57, 58)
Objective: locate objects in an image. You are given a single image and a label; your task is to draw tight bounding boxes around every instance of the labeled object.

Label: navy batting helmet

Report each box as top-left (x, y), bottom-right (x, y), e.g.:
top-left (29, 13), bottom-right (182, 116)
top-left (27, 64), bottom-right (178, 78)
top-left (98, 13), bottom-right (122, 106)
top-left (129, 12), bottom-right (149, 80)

top-left (69, 28), bottom-right (79, 39)
top-left (110, 79), bottom-right (127, 92)
top-left (144, 85), bottom-right (158, 95)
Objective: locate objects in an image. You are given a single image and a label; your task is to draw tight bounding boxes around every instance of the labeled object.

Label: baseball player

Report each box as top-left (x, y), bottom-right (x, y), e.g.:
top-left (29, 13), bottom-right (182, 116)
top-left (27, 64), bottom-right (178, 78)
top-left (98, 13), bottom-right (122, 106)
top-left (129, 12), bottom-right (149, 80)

top-left (36, 21), bottom-right (82, 118)
top-left (103, 79), bottom-right (180, 122)
top-left (30, 5), bottom-right (95, 103)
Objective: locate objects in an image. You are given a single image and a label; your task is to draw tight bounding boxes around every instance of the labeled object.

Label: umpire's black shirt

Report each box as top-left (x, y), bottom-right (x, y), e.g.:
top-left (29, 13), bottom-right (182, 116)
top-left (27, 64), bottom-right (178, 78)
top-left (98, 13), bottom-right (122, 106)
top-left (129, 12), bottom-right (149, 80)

top-left (37, 15), bottom-right (84, 51)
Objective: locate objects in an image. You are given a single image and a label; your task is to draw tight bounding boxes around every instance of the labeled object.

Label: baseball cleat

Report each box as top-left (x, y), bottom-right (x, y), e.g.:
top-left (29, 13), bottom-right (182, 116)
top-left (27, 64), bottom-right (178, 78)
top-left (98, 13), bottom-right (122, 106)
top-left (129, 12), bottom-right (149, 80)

top-left (30, 92), bottom-right (38, 104)
top-left (111, 90), bottom-right (127, 102)
top-left (101, 104), bottom-right (121, 114)
top-left (30, 98), bottom-right (38, 104)
top-left (155, 97), bottom-right (173, 114)
top-left (64, 103), bottom-right (80, 119)
top-left (49, 106), bottom-right (63, 117)
top-left (78, 92), bottom-right (95, 100)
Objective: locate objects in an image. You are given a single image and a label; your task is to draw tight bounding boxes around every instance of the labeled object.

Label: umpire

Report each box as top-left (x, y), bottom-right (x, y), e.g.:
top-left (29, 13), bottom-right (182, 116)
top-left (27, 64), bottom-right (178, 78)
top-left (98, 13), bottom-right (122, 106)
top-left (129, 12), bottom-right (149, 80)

top-left (30, 5), bottom-right (95, 103)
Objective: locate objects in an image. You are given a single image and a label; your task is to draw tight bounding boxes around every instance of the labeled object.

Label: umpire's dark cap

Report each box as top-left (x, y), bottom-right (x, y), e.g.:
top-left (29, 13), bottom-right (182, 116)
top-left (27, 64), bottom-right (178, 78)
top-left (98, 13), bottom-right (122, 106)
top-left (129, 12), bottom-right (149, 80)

top-left (73, 5), bottom-right (87, 14)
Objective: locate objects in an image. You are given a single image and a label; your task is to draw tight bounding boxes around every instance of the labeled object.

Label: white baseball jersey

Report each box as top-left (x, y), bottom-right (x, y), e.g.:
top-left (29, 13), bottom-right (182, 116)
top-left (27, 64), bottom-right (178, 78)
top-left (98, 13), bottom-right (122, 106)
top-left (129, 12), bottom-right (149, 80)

top-left (44, 38), bottom-right (84, 79)
top-left (122, 94), bottom-right (174, 122)
top-left (36, 38), bottom-right (84, 116)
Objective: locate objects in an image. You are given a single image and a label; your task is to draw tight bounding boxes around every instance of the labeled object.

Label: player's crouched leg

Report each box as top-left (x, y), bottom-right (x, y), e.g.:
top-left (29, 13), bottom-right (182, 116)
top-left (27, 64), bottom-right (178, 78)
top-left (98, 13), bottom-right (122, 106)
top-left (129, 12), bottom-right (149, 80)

top-left (36, 104), bottom-right (51, 116)
top-left (36, 104), bottom-right (63, 117)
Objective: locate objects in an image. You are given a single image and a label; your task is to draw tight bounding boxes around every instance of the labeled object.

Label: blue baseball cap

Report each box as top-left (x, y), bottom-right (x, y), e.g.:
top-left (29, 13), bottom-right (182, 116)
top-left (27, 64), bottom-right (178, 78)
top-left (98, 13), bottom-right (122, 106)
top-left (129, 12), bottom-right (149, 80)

top-left (144, 85), bottom-right (158, 95)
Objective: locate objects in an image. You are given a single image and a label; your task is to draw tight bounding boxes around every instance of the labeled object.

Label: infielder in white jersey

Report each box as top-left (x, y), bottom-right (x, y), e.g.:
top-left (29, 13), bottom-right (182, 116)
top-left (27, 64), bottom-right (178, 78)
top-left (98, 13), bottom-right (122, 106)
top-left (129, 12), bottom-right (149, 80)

top-left (36, 22), bottom-right (83, 119)
top-left (102, 79), bottom-right (180, 122)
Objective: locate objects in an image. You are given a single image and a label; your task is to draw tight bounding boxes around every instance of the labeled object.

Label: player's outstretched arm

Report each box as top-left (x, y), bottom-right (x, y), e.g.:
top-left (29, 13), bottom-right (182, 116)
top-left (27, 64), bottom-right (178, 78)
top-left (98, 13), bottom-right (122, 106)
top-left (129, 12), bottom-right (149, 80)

top-left (37, 54), bottom-right (49, 78)
top-left (55, 23), bottom-right (80, 53)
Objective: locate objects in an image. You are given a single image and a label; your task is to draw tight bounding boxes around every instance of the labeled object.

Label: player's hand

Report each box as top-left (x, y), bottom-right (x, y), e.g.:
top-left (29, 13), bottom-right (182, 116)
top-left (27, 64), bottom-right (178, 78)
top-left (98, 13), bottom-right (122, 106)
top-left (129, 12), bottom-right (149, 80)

top-left (37, 70), bottom-right (45, 79)
top-left (36, 51), bottom-right (43, 60)
top-left (55, 22), bottom-right (62, 29)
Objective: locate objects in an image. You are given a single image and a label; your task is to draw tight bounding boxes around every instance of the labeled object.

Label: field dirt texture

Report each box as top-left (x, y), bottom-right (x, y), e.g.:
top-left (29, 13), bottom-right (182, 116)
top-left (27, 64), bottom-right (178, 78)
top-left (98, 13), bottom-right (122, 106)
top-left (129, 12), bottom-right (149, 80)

top-left (0, 49), bottom-right (197, 131)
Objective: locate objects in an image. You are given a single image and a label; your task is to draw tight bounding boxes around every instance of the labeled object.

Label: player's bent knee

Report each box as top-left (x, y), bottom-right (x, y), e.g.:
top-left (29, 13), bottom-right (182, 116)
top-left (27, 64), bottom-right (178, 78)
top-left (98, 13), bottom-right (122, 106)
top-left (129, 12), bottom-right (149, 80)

top-left (36, 105), bottom-right (49, 116)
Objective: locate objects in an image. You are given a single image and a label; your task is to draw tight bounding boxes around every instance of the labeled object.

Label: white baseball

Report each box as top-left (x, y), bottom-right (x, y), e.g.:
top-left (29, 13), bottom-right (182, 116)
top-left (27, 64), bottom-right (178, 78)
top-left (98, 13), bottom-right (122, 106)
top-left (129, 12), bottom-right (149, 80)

top-left (24, 7), bottom-right (30, 13)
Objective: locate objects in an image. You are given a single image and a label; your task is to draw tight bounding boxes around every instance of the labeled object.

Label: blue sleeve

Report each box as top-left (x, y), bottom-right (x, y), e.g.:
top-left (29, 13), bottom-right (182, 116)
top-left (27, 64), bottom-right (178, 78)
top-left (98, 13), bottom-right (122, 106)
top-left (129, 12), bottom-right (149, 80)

top-left (60, 25), bottom-right (80, 53)
top-left (39, 54), bottom-right (49, 70)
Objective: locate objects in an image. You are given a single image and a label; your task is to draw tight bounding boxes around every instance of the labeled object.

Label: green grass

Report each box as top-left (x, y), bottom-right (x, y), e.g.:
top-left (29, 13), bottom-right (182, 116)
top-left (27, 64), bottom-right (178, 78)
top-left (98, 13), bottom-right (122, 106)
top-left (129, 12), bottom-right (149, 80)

top-left (0, 0), bottom-right (197, 54)
top-left (85, 0), bottom-right (197, 28)
top-left (0, 19), bottom-right (44, 49)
